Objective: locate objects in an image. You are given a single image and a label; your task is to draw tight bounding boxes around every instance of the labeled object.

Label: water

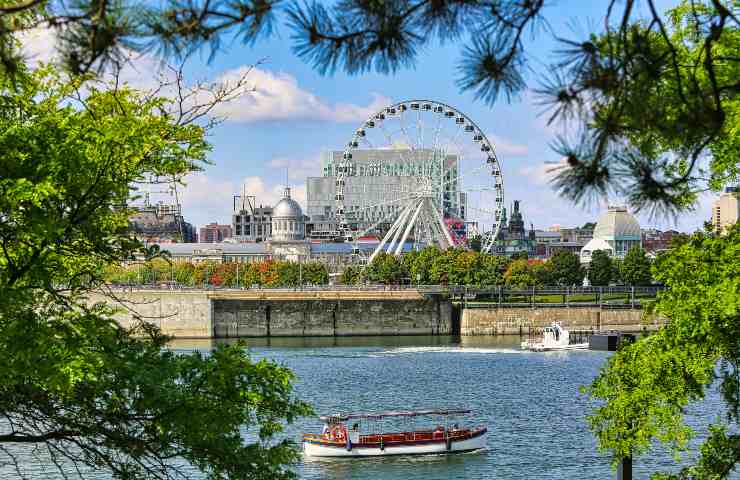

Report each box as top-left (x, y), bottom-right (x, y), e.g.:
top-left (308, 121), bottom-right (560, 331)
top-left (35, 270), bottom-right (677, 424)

top-left (3, 336), bottom-right (733, 479)
top-left (180, 336), bottom-right (728, 480)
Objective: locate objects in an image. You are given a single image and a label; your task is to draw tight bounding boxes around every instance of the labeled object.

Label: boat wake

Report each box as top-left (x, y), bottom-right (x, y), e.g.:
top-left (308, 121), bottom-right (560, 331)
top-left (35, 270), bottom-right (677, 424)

top-left (371, 346), bottom-right (528, 356)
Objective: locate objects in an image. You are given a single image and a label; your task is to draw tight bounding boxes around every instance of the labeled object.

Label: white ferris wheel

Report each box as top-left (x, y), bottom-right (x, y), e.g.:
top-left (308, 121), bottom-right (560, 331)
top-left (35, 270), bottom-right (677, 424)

top-left (332, 99), bottom-right (505, 261)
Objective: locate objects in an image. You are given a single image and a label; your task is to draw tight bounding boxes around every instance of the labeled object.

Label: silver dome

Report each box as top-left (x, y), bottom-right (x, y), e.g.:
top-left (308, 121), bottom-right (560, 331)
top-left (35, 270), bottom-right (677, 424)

top-left (273, 197), bottom-right (303, 218)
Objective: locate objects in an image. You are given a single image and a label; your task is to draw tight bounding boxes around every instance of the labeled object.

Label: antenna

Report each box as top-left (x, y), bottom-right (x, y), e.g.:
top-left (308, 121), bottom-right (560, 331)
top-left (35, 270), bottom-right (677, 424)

top-left (241, 181), bottom-right (247, 212)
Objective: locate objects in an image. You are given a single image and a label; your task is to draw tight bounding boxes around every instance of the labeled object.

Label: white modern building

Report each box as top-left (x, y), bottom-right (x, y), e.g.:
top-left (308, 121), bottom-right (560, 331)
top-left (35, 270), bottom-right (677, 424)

top-left (712, 186), bottom-right (739, 235)
top-left (306, 148), bottom-right (464, 237)
top-left (580, 206), bottom-right (642, 264)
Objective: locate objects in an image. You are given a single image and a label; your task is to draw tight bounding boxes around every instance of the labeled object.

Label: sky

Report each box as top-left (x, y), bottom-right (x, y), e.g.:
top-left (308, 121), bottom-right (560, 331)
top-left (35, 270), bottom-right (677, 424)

top-left (21, 0), bottom-right (714, 233)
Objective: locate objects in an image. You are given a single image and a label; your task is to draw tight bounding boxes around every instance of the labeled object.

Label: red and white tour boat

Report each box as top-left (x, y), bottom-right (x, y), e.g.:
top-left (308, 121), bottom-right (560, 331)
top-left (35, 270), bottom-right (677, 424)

top-left (302, 408), bottom-right (487, 457)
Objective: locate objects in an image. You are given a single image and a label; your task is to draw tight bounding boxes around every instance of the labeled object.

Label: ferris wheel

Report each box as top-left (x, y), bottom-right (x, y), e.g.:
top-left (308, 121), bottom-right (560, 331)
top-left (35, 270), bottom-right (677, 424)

top-left (333, 99), bottom-right (505, 260)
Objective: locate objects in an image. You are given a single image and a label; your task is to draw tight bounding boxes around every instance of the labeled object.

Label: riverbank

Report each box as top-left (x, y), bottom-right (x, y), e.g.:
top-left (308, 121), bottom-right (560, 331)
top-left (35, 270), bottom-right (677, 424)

top-left (88, 287), bottom-right (664, 339)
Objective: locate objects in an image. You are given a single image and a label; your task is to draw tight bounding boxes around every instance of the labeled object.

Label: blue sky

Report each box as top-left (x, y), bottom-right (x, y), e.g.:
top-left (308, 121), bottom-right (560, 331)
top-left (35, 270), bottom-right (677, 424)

top-left (25, 0), bottom-right (713, 232)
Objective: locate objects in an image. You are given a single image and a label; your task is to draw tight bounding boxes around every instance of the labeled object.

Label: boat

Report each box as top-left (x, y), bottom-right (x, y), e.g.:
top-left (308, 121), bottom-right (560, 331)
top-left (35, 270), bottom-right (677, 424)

top-left (520, 322), bottom-right (589, 352)
top-left (302, 408), bottom-right (487, 457)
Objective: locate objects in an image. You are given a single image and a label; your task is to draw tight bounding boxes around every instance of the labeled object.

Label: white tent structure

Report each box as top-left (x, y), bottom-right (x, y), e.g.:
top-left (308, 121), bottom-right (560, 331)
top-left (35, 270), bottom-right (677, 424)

top-left (580, 206), bottom-right (642, 264)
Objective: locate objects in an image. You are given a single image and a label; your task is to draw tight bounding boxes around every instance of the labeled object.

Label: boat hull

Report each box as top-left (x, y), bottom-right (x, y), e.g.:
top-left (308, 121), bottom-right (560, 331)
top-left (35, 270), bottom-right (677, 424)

top-left (521, 342), bottom-right (589, 352)
top-left (303, 429), bottom-right (486, 457)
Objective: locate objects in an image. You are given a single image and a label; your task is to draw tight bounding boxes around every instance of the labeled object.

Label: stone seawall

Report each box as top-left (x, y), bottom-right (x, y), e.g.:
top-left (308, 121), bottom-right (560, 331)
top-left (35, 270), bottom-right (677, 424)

top-left (461, 306), bottom-right (665, 335)
top-left (87, 289), bottom-right (451, 338)
top-left (86, 290), bottom-right (214, 338)
top-left (87, 289), bottom-right (662, 338)
top-left (213, 298), bottom-right (450, 337)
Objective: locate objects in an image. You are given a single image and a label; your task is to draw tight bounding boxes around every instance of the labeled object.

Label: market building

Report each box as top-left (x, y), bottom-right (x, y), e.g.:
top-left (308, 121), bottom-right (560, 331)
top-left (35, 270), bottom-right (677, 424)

top-left (580, 206), bottom-right (641, 264)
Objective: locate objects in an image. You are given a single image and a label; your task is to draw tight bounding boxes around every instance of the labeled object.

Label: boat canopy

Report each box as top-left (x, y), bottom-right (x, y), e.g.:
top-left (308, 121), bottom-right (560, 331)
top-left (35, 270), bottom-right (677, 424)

top-left (319, 409), bottom-right (470, 422)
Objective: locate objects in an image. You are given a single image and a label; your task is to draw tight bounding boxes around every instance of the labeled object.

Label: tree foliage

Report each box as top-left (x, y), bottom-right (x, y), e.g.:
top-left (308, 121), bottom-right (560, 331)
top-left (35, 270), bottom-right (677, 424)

top-left (588, 250), bottom-right (614, 286)
top-left (365, 246), bottom-right (511, 286)
top-left (547, 251), bottom-right (584, 286)
top-left (620, 246), bottom-right (653, 286)
top-left (585, 225), bottom-right (739, 477)
top-left (106, 259), bottom-right (330, 287)
top-left (0, 68), bottom-right (310, 479)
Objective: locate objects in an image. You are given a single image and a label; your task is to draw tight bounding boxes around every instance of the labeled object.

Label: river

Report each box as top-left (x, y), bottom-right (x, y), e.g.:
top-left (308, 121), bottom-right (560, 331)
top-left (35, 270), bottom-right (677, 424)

top-left (179, 335), bottom-right (727, 480)
top-left (3, 336), bottom-right (732, 479)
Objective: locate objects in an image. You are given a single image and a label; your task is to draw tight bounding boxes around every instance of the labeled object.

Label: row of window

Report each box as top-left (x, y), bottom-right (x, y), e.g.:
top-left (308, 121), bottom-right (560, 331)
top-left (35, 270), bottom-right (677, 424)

top-left (275, 220), bottom-right (304, 233)
top-left (233, 215), bottom-right (270, 223)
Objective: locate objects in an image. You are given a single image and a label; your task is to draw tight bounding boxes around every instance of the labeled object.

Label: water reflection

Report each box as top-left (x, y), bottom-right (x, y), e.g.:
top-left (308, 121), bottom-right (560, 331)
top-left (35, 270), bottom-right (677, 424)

top-left (167, 334), bottom-right (527, 350)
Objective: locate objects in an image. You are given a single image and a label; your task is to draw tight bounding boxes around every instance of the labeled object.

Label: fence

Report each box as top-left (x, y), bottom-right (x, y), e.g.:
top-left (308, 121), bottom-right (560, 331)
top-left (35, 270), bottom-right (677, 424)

top-left (105, 282), bottom-right (662, 307)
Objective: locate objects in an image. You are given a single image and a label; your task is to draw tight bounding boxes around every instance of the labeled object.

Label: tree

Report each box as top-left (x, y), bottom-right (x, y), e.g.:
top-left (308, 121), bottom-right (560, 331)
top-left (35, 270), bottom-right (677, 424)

top-left (472, 253), bottom-right (508, 287)
top-left (0, 68), bottom-right (310, 478)
top-left (581, 222), bottom-right (596, 230)
top-left (339, 265), bottom-right (361, 285)
top-left (364, 252), bottom-right (407, 285)
top-left (547, 251), bottom-right (583, 286)
top-left (588, 250), bottom-right (614, 286)
top-left (585, 225), bottom-right (739, 478)
top-left (503, 259), bottom-right (539, 288)
top-left (3, 1), bottom-right (736, 217)
top-left (620, 247), bottom-right (652, 286)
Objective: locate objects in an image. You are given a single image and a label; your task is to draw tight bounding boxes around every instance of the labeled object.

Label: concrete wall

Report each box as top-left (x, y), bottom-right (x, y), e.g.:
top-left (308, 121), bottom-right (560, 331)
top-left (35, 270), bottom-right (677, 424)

top-left (86, 290), bottom-right (213, 338)
top-left (88, 289), bottom-right (662, 339)
top-left (88, 289), bottom-right (451, 338)
top-left (461, 306), bottom-right (666, 336)
top-left (213, 298), bottom-right (450, 337)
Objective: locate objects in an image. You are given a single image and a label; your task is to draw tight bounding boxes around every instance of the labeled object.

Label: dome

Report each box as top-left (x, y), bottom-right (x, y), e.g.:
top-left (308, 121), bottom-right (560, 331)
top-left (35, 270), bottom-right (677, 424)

top-left (592, 206), bottom-right (641, 240)
top-left (273, 197), bottom-right (303, 218)
top-left (271, 187), bottom-right (305, 242)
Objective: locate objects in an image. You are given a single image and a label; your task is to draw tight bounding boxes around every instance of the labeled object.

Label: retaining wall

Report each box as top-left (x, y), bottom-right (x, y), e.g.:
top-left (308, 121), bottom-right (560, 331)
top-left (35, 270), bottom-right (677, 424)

top-left (461, 306), bottom-right (665, 335)
top-left (87, 289), bottom-right (451, 338)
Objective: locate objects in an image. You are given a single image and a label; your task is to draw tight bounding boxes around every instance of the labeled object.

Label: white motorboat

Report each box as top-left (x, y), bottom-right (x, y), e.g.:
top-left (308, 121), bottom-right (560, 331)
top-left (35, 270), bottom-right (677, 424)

top-left (520, 322), bottom-right (589, 352)
top-left (302, 408), bottom-right (487, 457)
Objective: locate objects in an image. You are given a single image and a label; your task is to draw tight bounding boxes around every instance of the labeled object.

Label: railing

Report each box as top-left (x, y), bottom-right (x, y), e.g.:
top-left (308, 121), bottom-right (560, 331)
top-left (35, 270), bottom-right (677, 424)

top-left (105, 284), bottom-right (662, 307)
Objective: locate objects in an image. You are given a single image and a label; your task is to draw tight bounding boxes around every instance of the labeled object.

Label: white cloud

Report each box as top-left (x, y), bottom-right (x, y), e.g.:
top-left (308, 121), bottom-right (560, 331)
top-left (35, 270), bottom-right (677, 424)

top-left (212, 67), bottom-right (391, 123)
top-left (490, 135), bottom-right (529, 157)
top-left (267, 154), bottom-right (323, 181)
top-left (18, 31), bottom-right (389, 126)
top-left (519, 158), bottom-right (568, 185)
top-left (176, 174), bottom-right (236, 227)
top-left (239, 176), bottom-right (307, 210)
top-left (173, 174), bottom-right (308, 228)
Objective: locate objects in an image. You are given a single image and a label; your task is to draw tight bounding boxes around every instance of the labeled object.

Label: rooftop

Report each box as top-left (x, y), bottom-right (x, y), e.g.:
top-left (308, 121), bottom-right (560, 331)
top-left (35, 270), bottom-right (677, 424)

top-left (592, 206), bottom-right (641, 240)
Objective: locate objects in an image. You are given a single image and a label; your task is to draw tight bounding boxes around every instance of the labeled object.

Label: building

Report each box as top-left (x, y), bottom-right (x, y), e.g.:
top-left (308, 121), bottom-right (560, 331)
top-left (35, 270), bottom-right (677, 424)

top-left (641, 228), bottom-right (681, 253)
top-left (491, 201), bottom-right (536, 256)
top-left (557, 226), bottom-right (594, 244)
top-left (580, 206), bottom-right (641, 264)
top-left (199, 223), bottom-right (232, 243)
top-left (232, 190), bottom-right (273, 242)
top-left (150, 242), bottom-right (271, 263)
top-left (271, 187), bottom-right (306, 242)
top-left (534, 230), bottom-right (562, 244)
top-left (306, 148), bottom-right (464, 237)
top-left (711, 186), bottom-right (739, 234)
top-left (151, 241), bottom-right (416, 276)
top-left (128, 201), bottom-right (196, 243)
top-left (268, 187), bottom-right (311, 262)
